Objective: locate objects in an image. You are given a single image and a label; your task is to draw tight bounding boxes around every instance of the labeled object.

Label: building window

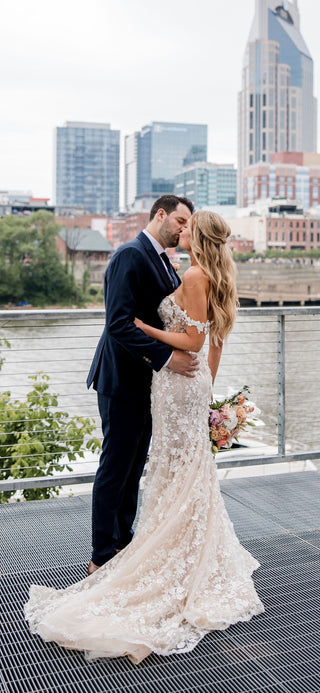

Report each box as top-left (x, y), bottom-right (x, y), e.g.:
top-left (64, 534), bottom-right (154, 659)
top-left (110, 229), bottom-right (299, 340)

top-left (311, 222), bottom-right (314, 228)
top-left (263, 93), bottom-right (266, 106)
top-left (275, 221), bottom-right (278, 227)
top-left (289, 222), bottom-right (293, 228)
top-left (313, 187), bottom-right (318, 198)
top-left (311, 233), bottom-right (314, 242)
top-left (303, 232), bottom-right (306, 241)
top-left (250, 93), bottom-right (254, 107)
top-left (262, 111), bottom-right (266, 128)
top-left (250, 133), bottom-right (253, 151)
top-left (250, 112), bottom-right (253, 129)
top-left (296, 222), bottom-right (299, 228)
top-left (296, 232), bottom-right (299, 241)
top-left (303, 222), bottom-right (306, 228)
top-left (262, 132), bottom-right (266, 150)
top-left (275, 232), bottom-right (278, 241)
top-left (269, 232), bottom-right (272, 240)
top-left (318, 233), bottom-right (320, 242)
top-left (282, 232), bottom-right (285, 241)
top-left (290, 232), bottom-right (292, 241)
top-left (268, 220), bottom-right (272, 227)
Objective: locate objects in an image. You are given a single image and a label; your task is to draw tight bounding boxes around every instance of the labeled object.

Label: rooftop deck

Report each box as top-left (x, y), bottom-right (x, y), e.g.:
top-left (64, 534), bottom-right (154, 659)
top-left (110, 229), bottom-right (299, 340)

top-left (1, 470), bottom-right (320, 692)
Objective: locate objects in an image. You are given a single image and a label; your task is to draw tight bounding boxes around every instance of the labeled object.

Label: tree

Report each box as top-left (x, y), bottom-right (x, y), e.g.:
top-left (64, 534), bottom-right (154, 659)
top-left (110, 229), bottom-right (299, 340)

top-left (0, 211), bottom-right (84, 306)
top-left (0, 372), bottom-right (101, 502)
top-left (0, 338), bottom-right (101, 502)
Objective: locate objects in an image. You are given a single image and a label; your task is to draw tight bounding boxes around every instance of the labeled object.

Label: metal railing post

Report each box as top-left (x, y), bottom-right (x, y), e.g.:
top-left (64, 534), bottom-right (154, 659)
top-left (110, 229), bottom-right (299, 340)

top-left (277, 314), bottom-right (286, 456)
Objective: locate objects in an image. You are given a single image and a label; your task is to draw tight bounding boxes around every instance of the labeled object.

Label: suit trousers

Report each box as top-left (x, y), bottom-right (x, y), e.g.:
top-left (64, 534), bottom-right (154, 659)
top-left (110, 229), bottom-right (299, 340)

top-left (91, 392), bottom-right (152, 566)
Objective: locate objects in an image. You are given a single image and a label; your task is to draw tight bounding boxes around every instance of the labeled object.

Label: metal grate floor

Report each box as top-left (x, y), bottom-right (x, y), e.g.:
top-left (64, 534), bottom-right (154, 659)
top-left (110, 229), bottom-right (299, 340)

top-left (1, 471), bottom-right (320, 692)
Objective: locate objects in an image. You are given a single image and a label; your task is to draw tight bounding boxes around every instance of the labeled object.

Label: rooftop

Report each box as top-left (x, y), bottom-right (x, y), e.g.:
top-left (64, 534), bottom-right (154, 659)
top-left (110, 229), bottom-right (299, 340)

top-left (59, 228), bottom-right (114, 253)
top-left (2, 470), bottom-right (320, 692)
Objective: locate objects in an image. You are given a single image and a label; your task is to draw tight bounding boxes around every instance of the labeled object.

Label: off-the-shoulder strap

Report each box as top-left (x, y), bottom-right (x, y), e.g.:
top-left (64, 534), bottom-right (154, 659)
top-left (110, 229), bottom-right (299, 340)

top-left (169, 294), bottom-right (211, 334)
top-left (184, 314), bottom-right (210, 334)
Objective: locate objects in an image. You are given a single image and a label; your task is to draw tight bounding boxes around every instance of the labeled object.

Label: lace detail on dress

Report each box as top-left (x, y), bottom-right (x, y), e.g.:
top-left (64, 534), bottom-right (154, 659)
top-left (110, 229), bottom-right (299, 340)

top-left (24, 295), bottom-right (264, 665)
top-left (159, 294), bottom-right (211, 335)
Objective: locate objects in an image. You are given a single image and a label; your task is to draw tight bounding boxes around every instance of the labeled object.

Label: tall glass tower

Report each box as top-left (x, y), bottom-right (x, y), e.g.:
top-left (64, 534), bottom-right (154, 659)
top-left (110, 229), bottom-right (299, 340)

top-left (55, 122), bottom-right (120, 215)
top-left (136, 122), bottom-right (207, 197)
top-left (238, 0), bottom-right (317, 206)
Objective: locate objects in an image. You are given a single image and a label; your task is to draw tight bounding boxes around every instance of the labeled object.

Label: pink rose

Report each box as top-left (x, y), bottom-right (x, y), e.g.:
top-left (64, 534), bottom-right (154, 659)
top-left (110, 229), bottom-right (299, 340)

top-left (209, 410), bottom-right (220, 426)
top-left (219, 405), bottom-right (230, 421)
top-left (236, 406), bottom-right (247, 423)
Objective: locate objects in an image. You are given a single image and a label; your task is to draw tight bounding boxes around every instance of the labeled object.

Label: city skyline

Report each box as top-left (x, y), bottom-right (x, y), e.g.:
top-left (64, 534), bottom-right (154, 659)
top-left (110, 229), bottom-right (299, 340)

top-left (1, 0), bottom-right (319, 203)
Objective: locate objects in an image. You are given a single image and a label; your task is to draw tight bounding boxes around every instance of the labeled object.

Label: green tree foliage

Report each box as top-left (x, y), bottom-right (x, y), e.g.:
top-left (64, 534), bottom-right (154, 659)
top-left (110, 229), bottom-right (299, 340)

top-left (232, 248), bottom-right (320, 262)
top-left (0, 211), bottom-right (84, 306)
top-left (0, 373), bottom-right (101, 502)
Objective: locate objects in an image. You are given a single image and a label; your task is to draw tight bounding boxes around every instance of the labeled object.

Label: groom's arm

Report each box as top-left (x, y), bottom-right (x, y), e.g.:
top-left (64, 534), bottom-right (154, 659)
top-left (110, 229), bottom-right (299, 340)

top-left (106, 247), bottom-right (172, 371)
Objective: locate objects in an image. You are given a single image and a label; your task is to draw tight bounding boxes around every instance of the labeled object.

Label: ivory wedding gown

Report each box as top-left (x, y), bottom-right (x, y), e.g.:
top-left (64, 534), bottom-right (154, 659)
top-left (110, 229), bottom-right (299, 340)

top-left (24, 295), bottom-right (264, 664)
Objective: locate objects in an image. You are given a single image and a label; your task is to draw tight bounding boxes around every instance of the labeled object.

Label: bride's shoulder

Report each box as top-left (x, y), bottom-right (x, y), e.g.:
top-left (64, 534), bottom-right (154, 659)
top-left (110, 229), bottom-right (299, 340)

top-left (182, 266), bottom-right (209, 290)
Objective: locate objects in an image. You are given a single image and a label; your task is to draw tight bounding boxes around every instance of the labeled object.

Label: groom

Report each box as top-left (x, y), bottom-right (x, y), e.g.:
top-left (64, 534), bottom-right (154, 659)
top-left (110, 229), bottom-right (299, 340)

top-left (87, 194), bottom-right (197, 573)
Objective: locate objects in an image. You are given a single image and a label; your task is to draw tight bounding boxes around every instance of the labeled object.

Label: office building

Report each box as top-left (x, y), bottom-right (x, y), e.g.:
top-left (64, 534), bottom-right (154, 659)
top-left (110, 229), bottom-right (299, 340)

top-left (124, 132), bottom-right (139, 211)
top-left (238, 0), bottom-right (317, 205)
top-left (55, 122), bottom-right (120, 215)
top-left (135, 121), bottom-right (207, 198)
top-left (175, 163), bottom-right (236, 209)
top-left (243, 152), bottom-right (320, 208)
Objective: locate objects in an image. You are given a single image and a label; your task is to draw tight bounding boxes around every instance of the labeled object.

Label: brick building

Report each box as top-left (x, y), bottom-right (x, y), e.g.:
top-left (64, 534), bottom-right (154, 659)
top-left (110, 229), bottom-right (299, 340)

top-left (267, 215), bottom-right (320, 250)
top-left (110, 212), bottom-right (150, 247)
top-left (243, 153), bottom-right (320, 209)
top-left (228, 236), bottom-right (254, 253)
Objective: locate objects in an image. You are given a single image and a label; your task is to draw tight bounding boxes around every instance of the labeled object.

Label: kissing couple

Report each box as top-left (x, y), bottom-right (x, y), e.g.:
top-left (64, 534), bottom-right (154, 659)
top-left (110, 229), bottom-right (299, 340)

top-left (25, 195), bottom-right (264, 664)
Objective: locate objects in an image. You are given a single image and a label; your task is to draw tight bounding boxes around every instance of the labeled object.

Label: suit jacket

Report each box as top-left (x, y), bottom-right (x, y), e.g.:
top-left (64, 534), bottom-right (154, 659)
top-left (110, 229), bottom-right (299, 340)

top-left (87, 231), bottom-right (181, 402)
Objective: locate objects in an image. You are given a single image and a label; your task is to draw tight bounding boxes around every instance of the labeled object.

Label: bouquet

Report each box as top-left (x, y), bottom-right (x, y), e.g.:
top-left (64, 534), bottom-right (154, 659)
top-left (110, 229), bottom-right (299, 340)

top-left (208, 385), bottom-right (261, 455)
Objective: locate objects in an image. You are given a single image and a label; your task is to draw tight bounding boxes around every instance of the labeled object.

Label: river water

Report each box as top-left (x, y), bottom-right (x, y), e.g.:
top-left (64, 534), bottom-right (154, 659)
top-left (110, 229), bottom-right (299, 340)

top-left (0, 310), bottom-right (319, 480)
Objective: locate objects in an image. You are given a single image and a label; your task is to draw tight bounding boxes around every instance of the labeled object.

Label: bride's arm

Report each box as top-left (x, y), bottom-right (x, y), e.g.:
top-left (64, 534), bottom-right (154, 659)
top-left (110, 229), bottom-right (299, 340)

top-left (134, 268), bottom-right (208, 353)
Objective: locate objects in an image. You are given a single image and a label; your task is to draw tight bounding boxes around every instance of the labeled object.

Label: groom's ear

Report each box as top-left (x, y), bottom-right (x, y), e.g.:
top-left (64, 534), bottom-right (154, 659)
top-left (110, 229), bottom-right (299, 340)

top-left (157, 208), bottom-right (167, 222)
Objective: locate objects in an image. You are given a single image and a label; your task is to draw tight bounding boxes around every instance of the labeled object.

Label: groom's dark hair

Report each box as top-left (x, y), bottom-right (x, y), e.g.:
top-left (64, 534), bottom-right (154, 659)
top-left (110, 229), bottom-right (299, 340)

top-left (149, 195), bottom-right (194, 221)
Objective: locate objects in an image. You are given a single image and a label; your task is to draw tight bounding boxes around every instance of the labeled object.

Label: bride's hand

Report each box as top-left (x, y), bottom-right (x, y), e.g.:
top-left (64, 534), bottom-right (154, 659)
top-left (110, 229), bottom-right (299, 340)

top-left (134, 317), bottom-right (145, 330)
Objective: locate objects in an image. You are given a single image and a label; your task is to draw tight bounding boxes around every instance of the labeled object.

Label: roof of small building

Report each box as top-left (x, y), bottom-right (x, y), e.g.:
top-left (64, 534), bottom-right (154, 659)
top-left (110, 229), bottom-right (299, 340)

top-left (59, 227), bottom-right (114, 252)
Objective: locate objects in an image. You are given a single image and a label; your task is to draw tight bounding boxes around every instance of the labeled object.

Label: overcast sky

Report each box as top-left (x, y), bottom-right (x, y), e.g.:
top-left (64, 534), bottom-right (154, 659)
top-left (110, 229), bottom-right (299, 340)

top-left (1, 0), bottom-right (319, 204)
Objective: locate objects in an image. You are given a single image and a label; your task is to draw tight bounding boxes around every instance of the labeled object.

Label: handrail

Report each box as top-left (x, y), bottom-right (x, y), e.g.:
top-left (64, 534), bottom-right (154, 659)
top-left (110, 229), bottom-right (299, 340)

top-left (0, 306), bottom-right (319, 493)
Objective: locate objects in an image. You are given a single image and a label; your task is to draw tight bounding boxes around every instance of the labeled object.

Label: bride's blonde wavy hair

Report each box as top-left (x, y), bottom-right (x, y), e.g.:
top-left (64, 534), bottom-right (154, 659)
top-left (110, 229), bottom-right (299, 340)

top-left (190, 211), bottom-right (238, 344)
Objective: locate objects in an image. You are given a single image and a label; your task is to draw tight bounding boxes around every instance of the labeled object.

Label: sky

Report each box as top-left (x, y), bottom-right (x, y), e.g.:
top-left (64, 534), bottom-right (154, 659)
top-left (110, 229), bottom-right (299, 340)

top-left (1, 0), bottom-right (319, 205)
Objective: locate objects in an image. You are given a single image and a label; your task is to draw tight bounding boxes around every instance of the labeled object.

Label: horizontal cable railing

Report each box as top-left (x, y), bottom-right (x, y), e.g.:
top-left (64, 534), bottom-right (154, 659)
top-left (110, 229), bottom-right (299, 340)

top-left (0, 306), bottom-right (319, 495)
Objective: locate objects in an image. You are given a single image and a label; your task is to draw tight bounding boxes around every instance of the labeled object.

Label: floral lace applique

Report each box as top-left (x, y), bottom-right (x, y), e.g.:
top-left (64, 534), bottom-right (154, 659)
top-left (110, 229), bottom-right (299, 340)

top-left (159, 294), bottom-right (211, 336)
top-left (24, 294), bottom-right (264, 665)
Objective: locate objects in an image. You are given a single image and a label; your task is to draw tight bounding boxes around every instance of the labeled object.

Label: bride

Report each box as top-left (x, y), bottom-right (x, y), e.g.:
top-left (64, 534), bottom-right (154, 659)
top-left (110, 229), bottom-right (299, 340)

top-left (24, 211), bottom-right (264, 664)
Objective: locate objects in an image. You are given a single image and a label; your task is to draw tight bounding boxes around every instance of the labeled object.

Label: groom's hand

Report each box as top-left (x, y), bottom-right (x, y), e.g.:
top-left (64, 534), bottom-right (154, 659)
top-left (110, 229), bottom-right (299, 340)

top-left (168, 350), bottom-right (199, 378)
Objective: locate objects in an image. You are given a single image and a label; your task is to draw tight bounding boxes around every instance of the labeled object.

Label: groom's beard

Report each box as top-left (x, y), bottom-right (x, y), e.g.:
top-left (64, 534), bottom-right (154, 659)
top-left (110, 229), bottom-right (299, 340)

top-left (158, 218), bottom-right (180, 248)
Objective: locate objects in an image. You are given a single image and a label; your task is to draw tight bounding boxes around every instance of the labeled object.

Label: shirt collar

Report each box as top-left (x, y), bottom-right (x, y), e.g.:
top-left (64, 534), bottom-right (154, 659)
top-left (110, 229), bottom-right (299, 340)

top-left (142, 229), bottom-right (165, 256)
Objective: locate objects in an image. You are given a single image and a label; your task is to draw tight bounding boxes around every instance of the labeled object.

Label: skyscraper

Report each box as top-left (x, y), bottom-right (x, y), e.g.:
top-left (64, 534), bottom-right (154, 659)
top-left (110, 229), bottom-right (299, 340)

top-left (124, 132), bottom-right (139, 211)
top-left (238, 0), bottom-right (317, 206)
top-left (135, 121), bottom-right (207, 199)
top-left (174, 163), bottom-right (237, 209)
top-left (55, 122), bottom-right (120, 215)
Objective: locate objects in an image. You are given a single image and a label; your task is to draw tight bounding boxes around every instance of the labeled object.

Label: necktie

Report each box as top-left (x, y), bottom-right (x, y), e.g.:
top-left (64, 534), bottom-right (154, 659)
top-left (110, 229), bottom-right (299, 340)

top-left (160, 252), bottom-right (179, 289)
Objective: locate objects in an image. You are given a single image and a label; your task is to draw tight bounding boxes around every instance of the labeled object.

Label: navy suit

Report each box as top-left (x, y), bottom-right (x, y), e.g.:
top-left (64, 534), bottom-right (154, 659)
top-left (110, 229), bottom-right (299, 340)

top-left (87, 231), bottom-right (180, 565)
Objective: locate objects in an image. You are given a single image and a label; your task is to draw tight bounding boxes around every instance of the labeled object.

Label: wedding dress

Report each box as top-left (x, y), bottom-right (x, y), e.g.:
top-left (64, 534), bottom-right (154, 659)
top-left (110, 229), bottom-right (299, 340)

top-left (24, 295), bottom-right (264, 664)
